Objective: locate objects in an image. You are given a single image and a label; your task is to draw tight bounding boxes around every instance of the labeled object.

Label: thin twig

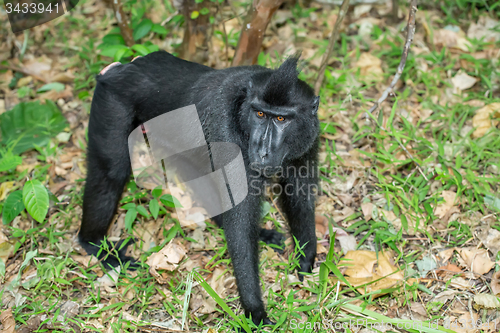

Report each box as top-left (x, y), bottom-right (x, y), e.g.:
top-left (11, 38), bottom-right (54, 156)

top-left (314, 0), bottom-right (351, 94)
top-left (365, 0), bottom-right (425, 180)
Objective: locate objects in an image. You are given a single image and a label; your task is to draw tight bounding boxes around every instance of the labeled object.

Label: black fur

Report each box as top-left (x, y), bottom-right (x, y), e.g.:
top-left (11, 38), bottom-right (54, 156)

top-left (80, 51), bottom-right (319, 326)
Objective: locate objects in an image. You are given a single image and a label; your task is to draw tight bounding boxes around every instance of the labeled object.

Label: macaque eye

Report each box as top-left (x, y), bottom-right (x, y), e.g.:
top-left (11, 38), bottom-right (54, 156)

top-left (257, 111), bottom-right (265, 118)
top-left (277, 116), bottom-right (285, 122)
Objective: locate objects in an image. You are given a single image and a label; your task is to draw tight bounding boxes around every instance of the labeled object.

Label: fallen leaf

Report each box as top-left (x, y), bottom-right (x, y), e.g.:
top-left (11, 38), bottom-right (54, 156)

top-left (458, 247), bottom-right (495, 275)
top-left (147, 240), bottom-right (186, 272)
top-left (432, 27), bottom-right (471, 52)
top-left (436, 263), bottom-right (463, 278)
top-left (361, 202), bottom-right (374, 221)
top-left (353, 52), bottom-right (383, 81)
top-left (337, 235), bottom-right (356, 254)
top-left (410, 302), bottom-right (428, 317)
top-left (0, 308), bottom-right (16, 333)
top-left (0, 181), bottom-right (14, 201)
top-left (477, 228), bottom-right (500, 259)
top-left (491, 271), bottom-right (500, 296)
top-left (472, 102), bottom-right (500, 138)
top-left (343, 250), bottom-right (377, 278)
top-left (434, 191), bottom-right (457, 218)
top-left (451, 72), bottom-right (478, 92)
top-left (96, 267), bottom-right (120, 287)
top-left (467, 16), bottom-right (500, 42)
top-left (474, 293), bottom-right (500, 309)
top-left (454, 312), bottom-right (479, 333)
top-left (438, 248), bottom-right (455, 262)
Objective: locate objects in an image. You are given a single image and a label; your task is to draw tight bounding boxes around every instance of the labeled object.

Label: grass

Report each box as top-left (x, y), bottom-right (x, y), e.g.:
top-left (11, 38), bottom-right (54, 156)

top-left (1, 0), bottom-right (500, 332)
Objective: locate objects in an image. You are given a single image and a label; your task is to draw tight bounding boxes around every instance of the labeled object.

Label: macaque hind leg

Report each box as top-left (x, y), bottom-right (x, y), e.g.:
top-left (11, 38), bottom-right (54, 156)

top-left (79, 82), bottom-right (136, 268)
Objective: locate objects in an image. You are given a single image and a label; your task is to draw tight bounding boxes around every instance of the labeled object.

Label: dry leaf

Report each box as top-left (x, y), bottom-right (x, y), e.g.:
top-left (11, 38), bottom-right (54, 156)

top-left (96, 267), bottom-right (120, 287)
top-left (438, 248), bottom-right (455, 262)
top-left (0, 181), bottom-right (14, 201)
top-left (434, 191), bottom-right (457, 218)
top-left (0, 308), bottom-right (16, 333)
top-left (353, 53), bottom-right (383, 81)
top-left (467, 17), bottom-right (500, 42)
top-left (432, 28), bottom-right (471, 52)
top-left (458, 247), bottom-right (495, 275)
top-left (337, 235), bottom-right (357, 254)
top-left (491, 271), bottom-right (500, 296)
top-left (436, 263), bottom-right (463, 278)
top-left (343, 250), bottom-right (377, 278)
top-left (474, 293), bottom-right (500, 309)
top-left (147, 240), bottom-right (186, 272)
top-left (361, 202), bottom-right (374, 221)
top-left (472, 102), bottom-right (500, 138)
top-left (478, 228), bottom-right (500, 259)
top-left (454, 312), bottom-right (479, 333)
top-left (451, 72), bottom-right (478, 92)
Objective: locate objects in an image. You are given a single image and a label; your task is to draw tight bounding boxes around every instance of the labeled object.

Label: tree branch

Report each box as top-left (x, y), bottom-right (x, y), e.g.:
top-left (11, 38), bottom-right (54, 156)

top-left (366, 0), bottom-right (424, 179)
top-left (112, 0), bottom-right (134, 47)
top-left (314, 0), bottom-right (350, 94)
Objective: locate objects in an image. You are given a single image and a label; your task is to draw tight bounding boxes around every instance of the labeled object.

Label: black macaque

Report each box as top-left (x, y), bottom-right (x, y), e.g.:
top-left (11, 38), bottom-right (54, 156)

top-left (80, 51), bottom-right (319, 326)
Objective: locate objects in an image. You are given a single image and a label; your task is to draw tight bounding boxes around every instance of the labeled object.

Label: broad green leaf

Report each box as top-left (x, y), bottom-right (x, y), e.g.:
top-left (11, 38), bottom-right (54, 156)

top-left (37, 82), bottom-right (65, 93)
top-left (102, 33), bottom-right (126, 45)
top-left (133, 19), bottom-right (153, 40)
top-left (152, 186), bottom-right (162, 199)
top-left (136, 205), bottom-right (150, 217)
top-left (2, 190), bottom-right (24, 225)
top-left (0, 100), bottom-right (68, 154)
top-left (190, 11), bottom-right (199, 19)
top-left (131, 44), bottom-right (150, 56)
top-left (99, 44), bottom-right (129, 58)
top-left (125, 208), bottom-right (138, 232)
top-left (22, 180), bottom-right (49, 222)
top-left (149, 199), bottom-right (159, 219)
top-left (160, 194), bottom-right (183, 208)
top-left (151, 24), bottom-right (167, 35)
top-left (0, 152), bottom-right (22, 172)
top-left (114, 47), bottom-right (129, 62)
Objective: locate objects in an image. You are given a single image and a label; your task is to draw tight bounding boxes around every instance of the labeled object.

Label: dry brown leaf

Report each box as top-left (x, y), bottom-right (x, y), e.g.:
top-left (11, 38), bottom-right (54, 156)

top-left (0, 308), bottom-right (16, 333)
top-left (453, 312), bottom-right (479, 333)
top-left (432, 28), bottom-right (471, 52)
top-left (436, 263), bottom-right (463, 278)
top-left (491, 271), bottom-right (500, 296)
top-left (410, 302), bottom-right (428, 317)
top-left (467, 16), bottom-right (500, 42)
top-left (434, 190), bottom-right (457, 218)
top-left (458, 247), bottom-right (495, 275)
top-left (477, 228), bottom-right (500, 259)
top-left (353, 53), bottom-right (383, 81)
top-left (0, 181), bottom-right (14, 201)
top-left (474, 293), bottom-right (500, 309)
top-left (343, 250), bottom-right (377, 278)
top-left (361, 202), bottom-right (374, 221)
top-left (451, 72), bottom-right (477, 91)
top-left (472, 102), bottom-right (500, 138)
top-left (147, 240), bottom-right (186, 272)
top-left (341, 250), bottom-right (404, 297)
top-left (438, 248), bottom-right (455, 262)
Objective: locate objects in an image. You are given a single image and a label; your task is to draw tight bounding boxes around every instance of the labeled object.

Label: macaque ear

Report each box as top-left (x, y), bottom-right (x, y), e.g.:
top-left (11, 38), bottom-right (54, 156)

top-left (312, 96), bottom-right (320, 115)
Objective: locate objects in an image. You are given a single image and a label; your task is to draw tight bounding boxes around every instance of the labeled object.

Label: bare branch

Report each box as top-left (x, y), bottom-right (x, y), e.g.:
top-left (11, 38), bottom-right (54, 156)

top-left (365, 0), bottom-right (424, 179)
top-left (366, 0), bottom-right (417, 116)
top-left (112, 0), bottom-right (134, 47)
top-left (314, 0), bottom-right (350, 94)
